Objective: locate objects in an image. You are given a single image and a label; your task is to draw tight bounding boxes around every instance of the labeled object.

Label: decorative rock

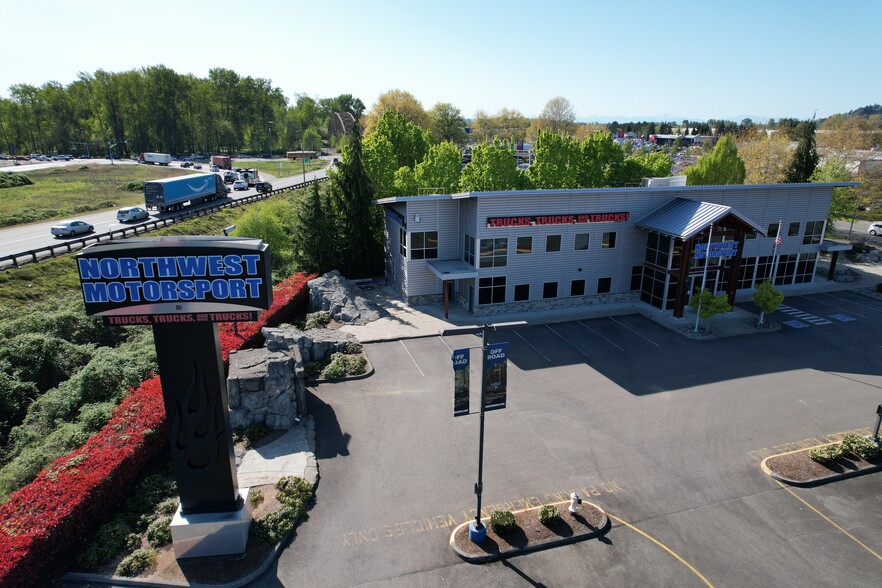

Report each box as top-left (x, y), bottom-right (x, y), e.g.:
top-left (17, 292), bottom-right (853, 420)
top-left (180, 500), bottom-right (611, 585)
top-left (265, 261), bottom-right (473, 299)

top-left (308, 270), bottom-right (381, 325)
top-left (263, 326), bottom-right (358, 363)
top-left (227, 348), bottom-right (299, 431)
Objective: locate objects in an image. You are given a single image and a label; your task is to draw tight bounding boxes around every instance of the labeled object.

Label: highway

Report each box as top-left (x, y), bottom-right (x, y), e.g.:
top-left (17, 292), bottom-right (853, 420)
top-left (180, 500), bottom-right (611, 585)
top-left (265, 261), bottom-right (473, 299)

top-left (0, 158), bottom-right (331, 262)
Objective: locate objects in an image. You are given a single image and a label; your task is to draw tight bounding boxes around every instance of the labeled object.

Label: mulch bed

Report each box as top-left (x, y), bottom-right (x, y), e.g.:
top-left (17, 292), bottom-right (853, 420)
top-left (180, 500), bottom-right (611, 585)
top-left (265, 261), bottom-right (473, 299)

top-left (765, 448), bottom-right (882, 485)
top-left (452, 503), bottom-right (607, 561)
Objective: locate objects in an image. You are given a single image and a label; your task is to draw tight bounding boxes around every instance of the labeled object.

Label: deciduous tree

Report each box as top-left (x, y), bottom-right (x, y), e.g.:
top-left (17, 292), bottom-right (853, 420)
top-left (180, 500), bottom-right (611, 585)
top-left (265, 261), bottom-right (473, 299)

top-left (459, 142), bottom-right (528, 192)
top-left (428, 102), bottom-right (467, 146)
top-left (739, 131), bottom-right (791, 184)
top-left (686, 134), bottom-right (746, 186)
top-left (363, 89), bottom-right (429, 135)
top-left (537, 96), bottom-right (577, 136)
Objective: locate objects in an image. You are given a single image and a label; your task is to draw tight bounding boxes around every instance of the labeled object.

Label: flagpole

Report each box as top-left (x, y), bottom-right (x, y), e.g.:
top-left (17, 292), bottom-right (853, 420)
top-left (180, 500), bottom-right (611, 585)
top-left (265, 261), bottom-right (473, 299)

top-left (694, 224), bottom-right (714, 332)
top-left (770, 219), bottom-right (783, 285)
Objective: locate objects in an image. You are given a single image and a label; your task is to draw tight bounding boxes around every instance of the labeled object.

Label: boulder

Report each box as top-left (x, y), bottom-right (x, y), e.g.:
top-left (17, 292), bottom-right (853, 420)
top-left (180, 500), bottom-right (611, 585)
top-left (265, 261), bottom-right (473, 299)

top-left (227, 348), bottom-right (299, 430)
top-left (308, 270), bottom-right (381, 325)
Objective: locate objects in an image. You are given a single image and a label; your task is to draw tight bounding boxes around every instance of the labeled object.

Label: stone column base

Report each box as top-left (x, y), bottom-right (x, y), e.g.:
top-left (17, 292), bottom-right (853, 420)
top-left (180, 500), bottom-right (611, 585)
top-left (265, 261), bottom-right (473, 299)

top-left (171, 488), bottom-right (252, 559)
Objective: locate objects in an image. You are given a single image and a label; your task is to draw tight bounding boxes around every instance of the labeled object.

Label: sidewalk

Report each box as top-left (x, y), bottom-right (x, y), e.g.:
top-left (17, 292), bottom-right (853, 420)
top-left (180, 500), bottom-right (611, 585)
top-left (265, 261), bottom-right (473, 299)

top-left (340, 259), bottom-right (882, 344)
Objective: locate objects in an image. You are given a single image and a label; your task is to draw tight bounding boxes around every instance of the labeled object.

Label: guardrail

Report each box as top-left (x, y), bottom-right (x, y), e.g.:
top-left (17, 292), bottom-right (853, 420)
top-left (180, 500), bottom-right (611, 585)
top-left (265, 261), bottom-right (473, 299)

top-left (0, 176), bottom-right (327, 271)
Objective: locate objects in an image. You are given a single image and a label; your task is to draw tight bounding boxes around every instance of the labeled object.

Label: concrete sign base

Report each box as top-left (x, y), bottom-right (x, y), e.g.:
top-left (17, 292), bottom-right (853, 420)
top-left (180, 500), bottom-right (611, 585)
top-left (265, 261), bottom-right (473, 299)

top-left (170, 488), bottom-right (252, 559)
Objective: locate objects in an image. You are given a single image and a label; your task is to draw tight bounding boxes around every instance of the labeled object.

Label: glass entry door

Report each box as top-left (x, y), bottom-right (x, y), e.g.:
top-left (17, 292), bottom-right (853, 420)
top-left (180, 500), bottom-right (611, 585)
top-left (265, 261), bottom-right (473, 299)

top-left (688, 270), bottom-right (718, 303)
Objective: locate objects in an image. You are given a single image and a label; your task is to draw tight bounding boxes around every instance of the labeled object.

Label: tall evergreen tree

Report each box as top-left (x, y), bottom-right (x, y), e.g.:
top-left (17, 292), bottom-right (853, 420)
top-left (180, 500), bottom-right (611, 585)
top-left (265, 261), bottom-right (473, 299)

top-left (292, 182), bottom-right (337, 273)
top-left (331, 119), bottom-right (380, 278)
top-left (785, 121), bottom-right (819, 183)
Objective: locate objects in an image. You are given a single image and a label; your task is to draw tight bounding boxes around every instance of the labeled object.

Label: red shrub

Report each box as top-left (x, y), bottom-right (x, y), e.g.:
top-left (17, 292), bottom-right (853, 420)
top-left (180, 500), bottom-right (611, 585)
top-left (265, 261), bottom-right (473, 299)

top-left (0, 272), bottom-right (315, 587)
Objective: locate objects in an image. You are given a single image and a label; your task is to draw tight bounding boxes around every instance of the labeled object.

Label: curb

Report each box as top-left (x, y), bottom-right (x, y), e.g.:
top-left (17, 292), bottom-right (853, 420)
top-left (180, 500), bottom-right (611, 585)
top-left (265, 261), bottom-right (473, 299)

top-left (305, 350), bottom-right (374, 385)
top-left (760, 444), bottom-right (882, 488)
top-left (448, 500), bottom-right (610, 563)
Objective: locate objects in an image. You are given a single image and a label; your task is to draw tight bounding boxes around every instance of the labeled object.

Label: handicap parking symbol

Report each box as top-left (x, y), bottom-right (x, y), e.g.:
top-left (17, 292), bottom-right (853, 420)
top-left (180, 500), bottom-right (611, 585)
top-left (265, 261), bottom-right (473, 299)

top-left (829, 314), bottom-right (855, 322)
top-left (783, 320), bottom-right (810, 329)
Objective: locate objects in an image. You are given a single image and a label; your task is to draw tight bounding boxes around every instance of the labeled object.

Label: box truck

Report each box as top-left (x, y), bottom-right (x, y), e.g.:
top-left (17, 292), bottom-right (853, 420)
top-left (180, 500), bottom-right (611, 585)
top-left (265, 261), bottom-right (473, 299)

top-left (139, 152), bottom-right (172, 166)
top-left (211, 155), bottom-right (232, 170)
top-left (144, 173), bottom-right (228, 212)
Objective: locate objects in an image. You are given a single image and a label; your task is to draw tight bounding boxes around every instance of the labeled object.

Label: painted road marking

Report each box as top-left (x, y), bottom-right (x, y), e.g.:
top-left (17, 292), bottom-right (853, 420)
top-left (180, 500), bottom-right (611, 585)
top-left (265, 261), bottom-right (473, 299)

top-left (783, 320), bottom-right (809, 329)
top-left (773, 479), bottom-right (882, 563)
top-left (578, 320), bottom-right (625, 352)
top-left (778, 305), bottom-right (832, 325)
top-left (545, 324), bottom-right (589, 357)
top-left (747, 427), bottom-right (873, 461)
top-left (341, 481), bottom-right (625, 546)
top-left (609, 316), bottom-right (661, 347)
top-left (606, 512), bottom-right (714, 587)
top-left (514, 329), bottom-right (551, 362)
top-left (819, 291), bottom-right (882, 315)
top-left (398, 340), bottom-right (425, 377)
top-left (830, 314), bottom-right (856, 322)
top-left (805, 294), bottom-right (868, 319)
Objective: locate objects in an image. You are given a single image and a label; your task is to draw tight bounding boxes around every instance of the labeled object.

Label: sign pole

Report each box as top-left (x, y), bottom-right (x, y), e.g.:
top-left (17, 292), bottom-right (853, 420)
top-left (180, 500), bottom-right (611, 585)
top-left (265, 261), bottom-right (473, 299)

top-left (694, 224), bottom-right (714, 333)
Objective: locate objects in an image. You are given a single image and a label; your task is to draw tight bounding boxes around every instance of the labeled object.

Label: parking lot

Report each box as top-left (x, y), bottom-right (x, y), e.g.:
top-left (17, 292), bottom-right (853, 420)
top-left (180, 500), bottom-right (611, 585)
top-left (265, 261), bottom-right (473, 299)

top-left (256, 290), bottom-right (882, 587)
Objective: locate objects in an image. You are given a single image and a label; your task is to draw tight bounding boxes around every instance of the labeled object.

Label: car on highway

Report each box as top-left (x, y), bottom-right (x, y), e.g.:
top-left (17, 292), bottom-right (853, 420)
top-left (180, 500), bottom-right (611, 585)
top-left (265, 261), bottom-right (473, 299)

top-left (232, 179), bottom-right (248, 191)
top-left (223, 171), bottom-right (236, 183)
top-left (869, 222), bottom-right (882, 236)
top-left (210, 164), bottom-right (219, 172)
top-left (193, 163), bottom-right (202, 170)
top-left (256, 181), bottom-right (273, 193)
top-left (116, 206), bottom-right (150, 223)
top-left (181, 161), bottom-right (193, 168)
top-left (50, 220), bottom-right (94, 238)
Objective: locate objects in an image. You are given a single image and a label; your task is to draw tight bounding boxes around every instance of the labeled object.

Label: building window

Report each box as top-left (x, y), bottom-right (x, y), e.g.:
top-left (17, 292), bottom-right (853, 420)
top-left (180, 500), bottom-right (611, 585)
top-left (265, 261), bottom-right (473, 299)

top-left (399, 227), bottom-right (406, 257)
top-left (775, 254), bottom-right (797, 286)
top-left (597, 277), bottom-right (612, 294)
top-left (767, 224), bottom-right (779, 238)
top-left (479, 238), bottom-right (507, 268)
top-left (478, 276), bottom-right (506, 304)
top-left (410, 231), bottom-right (438, 259)
top-left (602, 232), bottom-right (617, 249)
top-left (543, 282), bottom-right (558, 299)
top-left (514, 284), bottom-right (530, 301)
top-left (803, 220), bottom-right (823, 245)
top-left (517, 236), bottom-right (532, 254)
top-left (788, 222), bottom-right (800, 237)
top-left (794, 253), bottom-right (816, 283)
top-left (630, 266), bottom-right (642, 291)
top-left (574, 233), bottom-right (589, 251)
top-left (644, 232), bottom-right (671, 268)
top-left (546, 234), bottom-right (561, 252)
top-left (464, 234), bottom-right (475, 267)
top-left (570, 279), bottom-right (585, 296)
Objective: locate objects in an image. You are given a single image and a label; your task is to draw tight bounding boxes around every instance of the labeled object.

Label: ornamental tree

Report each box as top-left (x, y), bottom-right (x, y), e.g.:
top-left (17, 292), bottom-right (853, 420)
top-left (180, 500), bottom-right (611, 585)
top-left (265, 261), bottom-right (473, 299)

top-left (753, 280), bottom-right (784, 326)
top-left (688, 288), bottom-right (732, 332)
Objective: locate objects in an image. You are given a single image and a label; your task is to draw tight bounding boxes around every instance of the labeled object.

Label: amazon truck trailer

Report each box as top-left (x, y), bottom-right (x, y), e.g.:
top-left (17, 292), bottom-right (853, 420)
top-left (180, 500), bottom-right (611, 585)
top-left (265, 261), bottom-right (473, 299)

top-left (144, 173), bottom-right (227, 212)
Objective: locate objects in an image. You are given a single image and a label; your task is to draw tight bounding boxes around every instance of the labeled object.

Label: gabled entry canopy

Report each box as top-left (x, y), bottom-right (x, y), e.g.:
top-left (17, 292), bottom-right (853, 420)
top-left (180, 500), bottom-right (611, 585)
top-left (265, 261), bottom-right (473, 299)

top-left (635, 197), bottom-right (767, 240)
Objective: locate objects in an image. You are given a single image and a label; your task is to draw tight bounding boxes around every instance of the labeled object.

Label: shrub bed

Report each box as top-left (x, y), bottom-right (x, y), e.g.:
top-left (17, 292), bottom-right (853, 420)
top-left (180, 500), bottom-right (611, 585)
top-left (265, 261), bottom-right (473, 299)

top-left (0, 272), bottom-right (314, 587)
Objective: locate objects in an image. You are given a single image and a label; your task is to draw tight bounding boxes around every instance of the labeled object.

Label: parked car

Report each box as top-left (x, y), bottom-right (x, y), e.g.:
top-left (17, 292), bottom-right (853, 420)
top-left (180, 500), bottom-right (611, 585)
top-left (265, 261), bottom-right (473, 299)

top-left (255, 181), bottom-right (273, 193)
top-left (868, 222), bottom-right (882, 236)
top-left (50, 220), bottom-right (94, 238)
top-left (116, 206), bottom-right (150, 222)
top-left (232, 179), bottom-right (248, 191)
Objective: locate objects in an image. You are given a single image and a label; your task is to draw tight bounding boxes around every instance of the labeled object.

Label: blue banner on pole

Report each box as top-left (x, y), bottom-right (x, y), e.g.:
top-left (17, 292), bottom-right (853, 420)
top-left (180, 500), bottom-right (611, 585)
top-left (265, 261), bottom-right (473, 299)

top-left (483, 342), bottom-right (508, 411)
top-left (452, 348), bottom-right (470, 417)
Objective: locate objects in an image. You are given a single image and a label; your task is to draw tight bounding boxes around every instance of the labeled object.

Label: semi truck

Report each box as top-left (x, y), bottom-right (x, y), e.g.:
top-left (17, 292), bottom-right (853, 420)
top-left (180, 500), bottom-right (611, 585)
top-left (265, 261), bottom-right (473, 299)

top-left (211, 155), bottom-right (232, 169)
top-left (144, 173), bottom-right (228, 212)
top-left (138, 152), bottom-right (172, 165)
top-left (239, 168), bottom-right (259, 186)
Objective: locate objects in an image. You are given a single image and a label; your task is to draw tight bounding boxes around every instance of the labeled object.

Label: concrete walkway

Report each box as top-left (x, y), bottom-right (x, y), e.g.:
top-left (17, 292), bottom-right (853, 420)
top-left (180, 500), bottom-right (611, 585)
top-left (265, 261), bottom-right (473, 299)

top-left (236, 416), bottom-right (318, 488)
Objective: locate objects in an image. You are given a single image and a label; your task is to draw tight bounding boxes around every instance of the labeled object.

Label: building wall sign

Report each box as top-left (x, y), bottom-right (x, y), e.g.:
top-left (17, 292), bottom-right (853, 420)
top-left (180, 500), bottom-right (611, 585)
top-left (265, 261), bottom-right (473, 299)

top-left (77, 237), bottom-right (272, 323)
top-left (693, 241), bottom-right (739, 259)
top-left (486, 212), bottom-right (630, 228)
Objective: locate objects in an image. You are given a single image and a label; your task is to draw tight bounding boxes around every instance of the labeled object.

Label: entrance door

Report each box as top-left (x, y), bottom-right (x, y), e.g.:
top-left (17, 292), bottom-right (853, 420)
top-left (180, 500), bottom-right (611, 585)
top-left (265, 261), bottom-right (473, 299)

top-left (688, 270), bottom-right (718, 303)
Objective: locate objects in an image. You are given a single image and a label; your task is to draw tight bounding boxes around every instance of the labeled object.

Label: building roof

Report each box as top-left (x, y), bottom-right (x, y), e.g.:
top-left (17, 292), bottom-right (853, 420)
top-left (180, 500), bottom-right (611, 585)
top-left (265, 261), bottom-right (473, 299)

top-left (635, 197), bottom-right (766, 239)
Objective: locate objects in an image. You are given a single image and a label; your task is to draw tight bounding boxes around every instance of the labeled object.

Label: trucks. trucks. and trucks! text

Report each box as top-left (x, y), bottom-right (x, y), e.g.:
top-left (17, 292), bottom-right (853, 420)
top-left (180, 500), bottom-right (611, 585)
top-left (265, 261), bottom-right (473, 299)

top-left (144, 174), bottom-right (227, 212)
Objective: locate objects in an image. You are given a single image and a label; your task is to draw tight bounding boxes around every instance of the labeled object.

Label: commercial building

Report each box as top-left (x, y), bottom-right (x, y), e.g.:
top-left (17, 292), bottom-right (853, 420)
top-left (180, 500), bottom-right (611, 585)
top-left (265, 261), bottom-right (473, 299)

top-left (377, 182), bottom-right (857, 318)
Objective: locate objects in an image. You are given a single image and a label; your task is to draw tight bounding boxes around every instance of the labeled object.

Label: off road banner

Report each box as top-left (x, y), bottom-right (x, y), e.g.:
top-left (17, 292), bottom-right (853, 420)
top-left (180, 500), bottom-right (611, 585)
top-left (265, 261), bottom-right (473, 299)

top-left (483, 342), bottom-right (508, 411)
top-left (452, 348), bottom-right (470, 417)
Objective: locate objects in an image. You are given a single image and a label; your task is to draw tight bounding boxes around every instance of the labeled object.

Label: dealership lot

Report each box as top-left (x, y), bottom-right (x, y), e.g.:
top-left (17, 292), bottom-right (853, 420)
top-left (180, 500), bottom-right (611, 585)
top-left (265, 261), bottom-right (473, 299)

top-left (259, 292), bottom-right (882, 587)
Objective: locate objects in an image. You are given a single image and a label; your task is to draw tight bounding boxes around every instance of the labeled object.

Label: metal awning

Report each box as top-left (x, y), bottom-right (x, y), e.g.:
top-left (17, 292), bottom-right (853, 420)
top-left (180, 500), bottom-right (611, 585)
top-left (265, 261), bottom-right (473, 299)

top-left (426, 259), bottom-right (479, 280)
top-left (635, 197), bottom-right (767, 239)
top-left (820, 240), bottom-right (852, 252)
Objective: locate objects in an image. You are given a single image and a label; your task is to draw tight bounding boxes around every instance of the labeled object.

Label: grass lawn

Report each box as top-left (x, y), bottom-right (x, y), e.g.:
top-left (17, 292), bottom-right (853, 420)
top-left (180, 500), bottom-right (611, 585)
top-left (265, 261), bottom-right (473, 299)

top-left (0, 165), bottom-right (191, 227)
top-left (233, 158), bottom-right (328, 179)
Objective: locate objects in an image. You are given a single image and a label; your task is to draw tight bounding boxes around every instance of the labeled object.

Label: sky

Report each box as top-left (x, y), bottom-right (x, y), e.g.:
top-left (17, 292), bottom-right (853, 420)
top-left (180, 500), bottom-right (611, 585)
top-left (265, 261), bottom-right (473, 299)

top-left (4, 0), bottom-right (880, 123)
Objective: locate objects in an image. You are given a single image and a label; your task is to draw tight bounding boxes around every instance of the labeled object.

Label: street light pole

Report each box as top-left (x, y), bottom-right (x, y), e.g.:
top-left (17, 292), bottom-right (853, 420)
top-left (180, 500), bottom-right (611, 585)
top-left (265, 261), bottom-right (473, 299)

top-left (268, 121), bottom-right (274, 160)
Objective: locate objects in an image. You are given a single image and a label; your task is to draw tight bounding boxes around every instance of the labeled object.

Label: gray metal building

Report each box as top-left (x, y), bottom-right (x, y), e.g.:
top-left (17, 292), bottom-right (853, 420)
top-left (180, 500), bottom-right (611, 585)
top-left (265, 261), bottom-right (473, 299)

top-left (376, 183), bottom-right (856, 318)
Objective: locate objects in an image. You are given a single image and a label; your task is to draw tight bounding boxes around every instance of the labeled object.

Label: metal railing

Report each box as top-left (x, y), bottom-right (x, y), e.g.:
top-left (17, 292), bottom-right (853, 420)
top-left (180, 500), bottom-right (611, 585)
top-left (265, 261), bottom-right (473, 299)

top-left (0, 177), bottom-right (327, 270)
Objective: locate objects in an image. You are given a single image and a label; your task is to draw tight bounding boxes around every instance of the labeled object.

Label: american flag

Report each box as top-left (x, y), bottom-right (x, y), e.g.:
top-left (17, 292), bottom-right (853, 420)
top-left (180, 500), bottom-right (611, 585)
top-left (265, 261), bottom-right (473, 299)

top-left (775, 235), bottom-right (782, 247)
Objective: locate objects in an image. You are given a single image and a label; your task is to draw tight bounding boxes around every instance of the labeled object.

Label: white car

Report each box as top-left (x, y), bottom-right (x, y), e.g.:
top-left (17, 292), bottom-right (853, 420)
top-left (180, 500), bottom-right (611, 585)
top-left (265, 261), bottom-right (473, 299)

top-left (50, 220), bottom-right (94, 238)
top-left (210, 164), bottom-right (219, 172)
top-left (117, 206), bottom-right (150, 222)
top-left (232, 179), bottom-right (248, 191)
top-left (869, 222), bottom-right (882, 236)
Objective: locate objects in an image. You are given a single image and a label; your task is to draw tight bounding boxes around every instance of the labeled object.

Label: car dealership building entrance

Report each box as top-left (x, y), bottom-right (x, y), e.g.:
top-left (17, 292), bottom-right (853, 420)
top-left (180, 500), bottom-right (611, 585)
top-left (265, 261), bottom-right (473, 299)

top-left (377, 183), bottom-right (856, 319)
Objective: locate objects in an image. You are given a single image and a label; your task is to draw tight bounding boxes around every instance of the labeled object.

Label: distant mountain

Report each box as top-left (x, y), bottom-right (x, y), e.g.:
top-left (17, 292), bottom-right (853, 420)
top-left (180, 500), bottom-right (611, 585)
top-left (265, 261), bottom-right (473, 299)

top-left (577, 114), bottom-right (770, 125)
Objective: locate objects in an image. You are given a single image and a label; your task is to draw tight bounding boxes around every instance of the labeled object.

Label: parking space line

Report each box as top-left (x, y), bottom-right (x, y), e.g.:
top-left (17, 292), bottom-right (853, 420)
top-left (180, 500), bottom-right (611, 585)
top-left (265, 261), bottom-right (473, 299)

top-left (606, 512), bottom-right (715, 587)
top-left (514, 330), bottom-right (551, 362)
top-left (437, 335), bottom-right (453, 354)
top-left (398, 340), bottom-right (425, 377)
top-left (577, 320), bottom-right (625, 351)
top-left (609, 316), bottom-right (661, 347)
top-left (802, 294), bottom-right (868, 319)
top-left (822, 292), bottom-right (882, 314)
top-left (545, 324), bottom-right (588, 357)
top-left (773, 479), bottom-right (882, 563)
